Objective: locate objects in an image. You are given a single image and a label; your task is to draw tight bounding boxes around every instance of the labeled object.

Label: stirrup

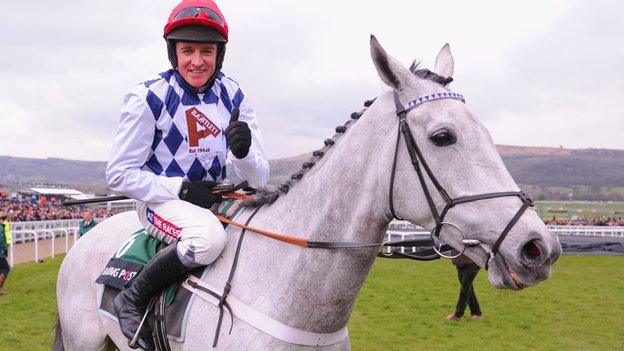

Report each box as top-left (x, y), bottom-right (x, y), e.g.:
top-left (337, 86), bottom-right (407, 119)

top-left (128, 299), bottom-right (155, 349)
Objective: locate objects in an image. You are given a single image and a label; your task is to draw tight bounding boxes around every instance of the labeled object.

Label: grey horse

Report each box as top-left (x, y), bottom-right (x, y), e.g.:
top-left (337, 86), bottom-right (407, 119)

top-left (54, 36), bottom-right (561, 350)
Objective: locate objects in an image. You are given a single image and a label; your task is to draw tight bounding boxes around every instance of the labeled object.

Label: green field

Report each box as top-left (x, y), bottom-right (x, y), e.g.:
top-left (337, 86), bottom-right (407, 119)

top-left (351, 257), bottom-right (624, 350)
top-left (535, 200), bottom-right (624, 221)
top-left (1, 255), bottom-right (623, 350)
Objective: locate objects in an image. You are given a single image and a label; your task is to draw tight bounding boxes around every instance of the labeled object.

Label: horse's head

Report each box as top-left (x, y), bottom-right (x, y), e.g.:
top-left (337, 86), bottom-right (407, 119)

top-left (369, 36), bottom-right (561, 290)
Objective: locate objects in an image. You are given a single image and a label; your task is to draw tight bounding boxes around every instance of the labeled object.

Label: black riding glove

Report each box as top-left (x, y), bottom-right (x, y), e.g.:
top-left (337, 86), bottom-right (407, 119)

top-left (178, 181), bottom-right (222, 209)
top-left (225, 120), bottom-right (252, 159)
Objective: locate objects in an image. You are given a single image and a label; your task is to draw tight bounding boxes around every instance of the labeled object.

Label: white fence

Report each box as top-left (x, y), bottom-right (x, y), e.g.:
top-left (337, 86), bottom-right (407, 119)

top-left (386, 220), bottom-right (624, 239)
top-left (7, 219), bottom-right (87, 267)
top-left (383, 221), bottom-right (624, 255)
top-left (5, 219), bottom-right (624, 266)
top-left (547, 225), bottom-right (624, 238)
top-left (10, 219), bottom-right (81, 243)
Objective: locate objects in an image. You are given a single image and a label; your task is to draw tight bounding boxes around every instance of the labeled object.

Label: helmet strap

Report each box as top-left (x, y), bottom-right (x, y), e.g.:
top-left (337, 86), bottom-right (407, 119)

top-left (167, 40), bottom-right (178, 68)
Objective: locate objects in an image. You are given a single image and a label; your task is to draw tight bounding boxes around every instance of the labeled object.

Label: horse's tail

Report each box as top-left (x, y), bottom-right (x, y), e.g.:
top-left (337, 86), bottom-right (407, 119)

top-left (53, 315), bottom-right (65, 351)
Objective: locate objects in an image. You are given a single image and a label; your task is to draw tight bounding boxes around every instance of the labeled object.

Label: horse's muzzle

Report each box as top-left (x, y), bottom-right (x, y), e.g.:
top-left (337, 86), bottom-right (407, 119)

top-left (488, 233), bottom-right (562, 290)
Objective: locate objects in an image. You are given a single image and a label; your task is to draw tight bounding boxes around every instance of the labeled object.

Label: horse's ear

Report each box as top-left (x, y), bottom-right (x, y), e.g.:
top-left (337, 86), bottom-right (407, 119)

top-left (370, 35), bottom-right (412, 90)
top-left (434, 43), bottom-right (454, 78)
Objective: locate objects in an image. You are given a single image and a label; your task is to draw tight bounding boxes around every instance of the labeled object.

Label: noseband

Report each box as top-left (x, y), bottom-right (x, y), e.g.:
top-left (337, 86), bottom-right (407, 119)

top-left (388, 90), bottom-right (534, 268)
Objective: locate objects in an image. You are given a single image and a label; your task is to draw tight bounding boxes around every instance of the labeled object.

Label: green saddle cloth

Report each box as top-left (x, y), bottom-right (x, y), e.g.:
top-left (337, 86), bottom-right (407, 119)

top-left (112, 230), bottom-right (177, 305)
top-left (106, 199), bottom-right (244, 305)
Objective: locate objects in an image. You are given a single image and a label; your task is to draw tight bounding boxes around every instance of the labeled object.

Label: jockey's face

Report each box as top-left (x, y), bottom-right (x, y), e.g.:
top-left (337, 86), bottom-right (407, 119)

top-left (176, 41), bottom-right (218, 88)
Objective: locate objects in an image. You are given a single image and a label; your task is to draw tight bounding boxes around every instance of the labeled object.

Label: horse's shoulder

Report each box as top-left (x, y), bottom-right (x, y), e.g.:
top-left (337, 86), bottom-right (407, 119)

top-left (102, 211), bottom-right (141, 228)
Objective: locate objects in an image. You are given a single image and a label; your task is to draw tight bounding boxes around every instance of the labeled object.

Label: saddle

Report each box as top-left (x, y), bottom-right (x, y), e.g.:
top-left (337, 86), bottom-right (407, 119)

top-left (96, 199), bottom-right (245, 350)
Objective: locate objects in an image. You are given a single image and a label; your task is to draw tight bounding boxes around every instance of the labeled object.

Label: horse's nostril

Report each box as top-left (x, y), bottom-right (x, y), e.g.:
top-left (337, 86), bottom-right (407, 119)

top-left (522, 239), bottom-right (542, 260)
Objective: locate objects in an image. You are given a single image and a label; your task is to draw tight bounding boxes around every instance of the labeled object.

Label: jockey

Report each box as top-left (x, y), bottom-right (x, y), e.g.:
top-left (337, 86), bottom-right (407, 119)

top-left (105, 0), bottom-right (269, 349)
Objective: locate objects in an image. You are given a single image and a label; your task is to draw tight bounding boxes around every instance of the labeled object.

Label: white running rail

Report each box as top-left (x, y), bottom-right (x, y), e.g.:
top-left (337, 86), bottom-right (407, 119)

top-left (387, 220), bottom-right (624, 238)
top-left (5, 219), bottom-right (624, 266)
top-left (6, 219), bottom-right (91, 267)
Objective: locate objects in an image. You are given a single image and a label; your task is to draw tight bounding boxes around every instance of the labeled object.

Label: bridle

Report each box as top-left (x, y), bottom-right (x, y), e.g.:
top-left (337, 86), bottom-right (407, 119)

top-left (213, 89), bottom-right (533, 269)
top-left (175, 89), bottom-right (536, 347)
top-left (212, 89), bottom-right (533, 269)
top-left (388, 89), bottom-right (534, 268)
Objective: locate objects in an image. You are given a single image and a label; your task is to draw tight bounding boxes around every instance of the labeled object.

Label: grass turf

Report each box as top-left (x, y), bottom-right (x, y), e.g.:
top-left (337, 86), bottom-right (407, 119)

top-left (350, 256), bottom-right (624, 350)
top-left (0, 255), bottom-right (63, 351)
top-left (0, 255), bottom-right (622, 350)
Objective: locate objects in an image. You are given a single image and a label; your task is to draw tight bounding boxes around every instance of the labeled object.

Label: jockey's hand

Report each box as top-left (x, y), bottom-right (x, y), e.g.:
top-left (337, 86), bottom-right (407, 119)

top-left (225, 109), bottom-right (251, 159)
top-left (178, 181), bottom-right (222, 209)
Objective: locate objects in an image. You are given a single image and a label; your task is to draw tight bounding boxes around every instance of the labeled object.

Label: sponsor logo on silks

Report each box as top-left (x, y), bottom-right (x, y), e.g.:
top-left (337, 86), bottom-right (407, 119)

top-left (146, 207), bottom-right (182, 240)
top-left (100, 264), bottom-right (139, 282)
top-left (185, 107), bottom-right (221, 148)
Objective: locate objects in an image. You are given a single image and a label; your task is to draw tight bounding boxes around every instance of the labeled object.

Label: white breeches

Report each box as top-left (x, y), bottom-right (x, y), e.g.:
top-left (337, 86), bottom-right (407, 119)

top-left (137, 200), bottom-right (226, 267)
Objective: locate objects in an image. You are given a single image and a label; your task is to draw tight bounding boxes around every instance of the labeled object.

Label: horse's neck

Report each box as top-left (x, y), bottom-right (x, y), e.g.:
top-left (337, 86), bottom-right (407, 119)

top-left (282, 95), bottom-right (396, 236)
top-left (279, 108), bottom-right (394, 239)
top-left (230, 97), bottom-right (397, 332)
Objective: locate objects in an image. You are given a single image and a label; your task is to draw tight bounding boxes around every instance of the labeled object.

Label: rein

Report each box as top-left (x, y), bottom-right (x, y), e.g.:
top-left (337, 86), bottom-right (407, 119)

top-left (162, 89), bottom-right (537, 348)
top-left (218, 89), bottom-right (533, 268)
top-left (216, 215), bottom-right (383, 249)
top-left (217, 90), bottom-right (534, 263)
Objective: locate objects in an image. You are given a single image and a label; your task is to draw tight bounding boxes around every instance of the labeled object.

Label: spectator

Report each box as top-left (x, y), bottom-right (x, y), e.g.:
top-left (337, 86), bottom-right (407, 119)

top-left (543, 216), bottom-right (624, 226)
top-left (0, 198), bottom-right (117, 222)
top-left (78, 210), bottom-right (98, 237)
top-left (447, 250), bottom-right (483, 321)
top-left (0, 211), bottom-right (12, 295)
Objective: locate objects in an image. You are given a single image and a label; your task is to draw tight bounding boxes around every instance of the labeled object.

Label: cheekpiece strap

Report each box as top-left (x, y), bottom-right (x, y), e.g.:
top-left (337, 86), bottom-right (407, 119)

top-left (393, 91), bottom-right (407, 117)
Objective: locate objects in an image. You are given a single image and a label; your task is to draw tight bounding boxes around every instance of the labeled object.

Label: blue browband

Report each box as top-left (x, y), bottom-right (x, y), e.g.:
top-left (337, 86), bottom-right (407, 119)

top-left (404, 92), bottom-right (465, 112)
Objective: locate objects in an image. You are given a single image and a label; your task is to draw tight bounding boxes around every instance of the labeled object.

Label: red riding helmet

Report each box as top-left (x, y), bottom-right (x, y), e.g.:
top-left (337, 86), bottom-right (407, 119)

top-left (164, 0), bottom-right (229, 70)
top-left (164, 0), bottom-right (228, 43)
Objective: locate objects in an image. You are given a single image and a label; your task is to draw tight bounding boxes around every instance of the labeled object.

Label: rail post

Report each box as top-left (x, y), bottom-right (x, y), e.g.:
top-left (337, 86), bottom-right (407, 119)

top-left (65, 228), bottom-right (70, 252)
top-left (34, 230), bottom-right (39, 263)
top-left (44, 230), bottom-right (55, 259)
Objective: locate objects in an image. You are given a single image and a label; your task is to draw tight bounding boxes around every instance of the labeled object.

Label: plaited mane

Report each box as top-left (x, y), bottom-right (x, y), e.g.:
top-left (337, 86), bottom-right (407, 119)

top-left (242, 66), bottom-right (452, 206)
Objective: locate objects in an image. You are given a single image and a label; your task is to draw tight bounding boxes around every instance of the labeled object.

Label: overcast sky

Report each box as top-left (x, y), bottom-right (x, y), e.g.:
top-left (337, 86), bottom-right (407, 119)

top-left (1, 0), bottom-right (622, 161)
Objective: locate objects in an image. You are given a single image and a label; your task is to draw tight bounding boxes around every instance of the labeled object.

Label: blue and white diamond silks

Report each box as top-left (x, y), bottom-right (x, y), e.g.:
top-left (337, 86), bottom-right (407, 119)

top-left (136, 70), bottom-right (247, 183)
top-left (106, 68), bottom-right (269, 203)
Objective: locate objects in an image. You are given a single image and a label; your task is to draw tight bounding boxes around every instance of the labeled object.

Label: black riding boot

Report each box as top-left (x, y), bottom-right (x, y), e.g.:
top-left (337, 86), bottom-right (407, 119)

top-left (114, 243), bottom-right (190, 350)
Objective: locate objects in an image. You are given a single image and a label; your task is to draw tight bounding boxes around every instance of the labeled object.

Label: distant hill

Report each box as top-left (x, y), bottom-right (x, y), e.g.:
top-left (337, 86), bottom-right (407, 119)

top-left (0, 157), bottom-right (106, 183)
top-left (2, 145), bottom-right (624, 200)
top-left (497, 146), bottom-right (624, 187)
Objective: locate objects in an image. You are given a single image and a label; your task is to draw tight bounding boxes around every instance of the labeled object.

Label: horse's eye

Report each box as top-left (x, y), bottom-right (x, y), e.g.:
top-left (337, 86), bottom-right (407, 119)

top-left (430, 129), bottom-right (456, 146)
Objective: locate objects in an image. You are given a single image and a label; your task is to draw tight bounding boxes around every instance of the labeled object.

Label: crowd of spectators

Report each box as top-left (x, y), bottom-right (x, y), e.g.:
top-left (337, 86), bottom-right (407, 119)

top-left (0, 198), bottom-right (115, 222)
top-left (543, 217), bottom-right (624, 226)
top-left (2, 194), bottom-right (624, 227)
